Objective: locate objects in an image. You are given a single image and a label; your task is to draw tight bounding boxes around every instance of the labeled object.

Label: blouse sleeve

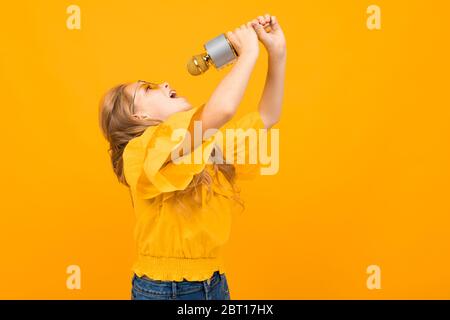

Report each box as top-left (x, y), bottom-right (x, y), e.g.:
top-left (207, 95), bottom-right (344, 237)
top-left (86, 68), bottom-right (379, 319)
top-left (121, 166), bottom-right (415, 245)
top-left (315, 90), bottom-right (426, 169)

top-left (123, 105), bottom-right (217, 200)
top-left (217, 110), bottom-right (267, 180)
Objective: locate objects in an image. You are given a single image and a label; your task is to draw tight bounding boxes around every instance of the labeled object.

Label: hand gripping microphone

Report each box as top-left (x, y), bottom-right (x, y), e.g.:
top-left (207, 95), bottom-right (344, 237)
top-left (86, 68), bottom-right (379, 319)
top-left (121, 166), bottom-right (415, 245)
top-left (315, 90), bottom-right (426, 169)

top-left (187, 33), bottom-right (238, 76)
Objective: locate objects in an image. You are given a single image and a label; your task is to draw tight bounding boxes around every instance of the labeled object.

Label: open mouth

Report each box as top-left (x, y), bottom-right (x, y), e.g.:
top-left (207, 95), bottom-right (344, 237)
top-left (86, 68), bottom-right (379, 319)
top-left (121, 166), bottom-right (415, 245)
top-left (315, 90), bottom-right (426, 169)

top-left (169, 90), bottom-right (177, 98)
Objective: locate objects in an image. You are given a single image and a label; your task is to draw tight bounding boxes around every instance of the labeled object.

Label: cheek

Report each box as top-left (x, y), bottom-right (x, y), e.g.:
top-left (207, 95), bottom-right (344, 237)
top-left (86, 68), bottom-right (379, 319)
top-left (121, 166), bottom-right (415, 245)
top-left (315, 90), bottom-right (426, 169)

top-left (151, 94), bottom-right (191, 119)
top-left (159, 99), bottom-right (182, 118)
top-left (168, 97), bottom-right (189, 111)
top-left (145, 94), bottom-right (171, 114)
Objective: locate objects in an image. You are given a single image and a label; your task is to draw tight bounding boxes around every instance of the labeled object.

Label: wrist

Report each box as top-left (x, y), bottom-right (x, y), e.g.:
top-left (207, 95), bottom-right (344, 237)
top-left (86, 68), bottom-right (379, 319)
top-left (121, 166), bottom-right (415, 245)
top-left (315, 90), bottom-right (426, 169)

top-left (267, 46), bottom-right (287, 61)
top-left (267, 53), bottom-right (286, 76)
top-left (238, 50), bottom-right (259, 62)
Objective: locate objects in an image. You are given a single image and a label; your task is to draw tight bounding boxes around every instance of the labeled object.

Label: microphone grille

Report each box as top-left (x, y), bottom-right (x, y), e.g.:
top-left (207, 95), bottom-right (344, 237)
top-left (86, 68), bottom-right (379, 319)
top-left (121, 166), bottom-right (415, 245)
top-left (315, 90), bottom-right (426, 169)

top-left (187, 54), bottom-right (209, 76)
top-left (187, 58), bottom-right (202, 76)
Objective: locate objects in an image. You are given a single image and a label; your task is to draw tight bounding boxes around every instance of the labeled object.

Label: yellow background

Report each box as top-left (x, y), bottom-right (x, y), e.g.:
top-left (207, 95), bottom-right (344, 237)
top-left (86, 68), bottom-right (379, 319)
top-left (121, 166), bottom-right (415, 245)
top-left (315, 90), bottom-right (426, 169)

top-left (1, 0), bottom-right (449, 299)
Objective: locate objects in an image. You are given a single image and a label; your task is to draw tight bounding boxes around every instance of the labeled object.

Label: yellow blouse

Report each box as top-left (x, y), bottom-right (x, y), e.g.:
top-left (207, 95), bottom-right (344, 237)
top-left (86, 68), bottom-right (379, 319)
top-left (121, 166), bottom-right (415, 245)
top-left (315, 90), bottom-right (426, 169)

top-left (123, 105), bottom-right (266, 281)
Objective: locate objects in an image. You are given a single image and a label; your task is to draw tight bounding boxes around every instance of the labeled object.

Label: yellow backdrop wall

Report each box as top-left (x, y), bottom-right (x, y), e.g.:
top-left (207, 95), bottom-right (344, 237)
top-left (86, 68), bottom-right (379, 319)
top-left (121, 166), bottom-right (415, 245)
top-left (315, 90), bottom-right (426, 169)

top-left (0, 0), bottom-right (449, 299)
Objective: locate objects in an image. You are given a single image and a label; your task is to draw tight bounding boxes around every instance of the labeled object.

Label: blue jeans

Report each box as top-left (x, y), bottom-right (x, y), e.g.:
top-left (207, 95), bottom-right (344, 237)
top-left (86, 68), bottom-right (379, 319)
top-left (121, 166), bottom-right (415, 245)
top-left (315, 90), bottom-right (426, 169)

top-left (131, 271), bottom-right (231, 300)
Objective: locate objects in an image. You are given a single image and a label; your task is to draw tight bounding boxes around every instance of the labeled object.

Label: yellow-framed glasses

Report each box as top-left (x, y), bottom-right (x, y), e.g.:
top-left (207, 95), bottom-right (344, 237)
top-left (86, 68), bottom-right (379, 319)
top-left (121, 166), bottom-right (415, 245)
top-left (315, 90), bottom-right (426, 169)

top-left (130, 80), bottom-right (161, 114)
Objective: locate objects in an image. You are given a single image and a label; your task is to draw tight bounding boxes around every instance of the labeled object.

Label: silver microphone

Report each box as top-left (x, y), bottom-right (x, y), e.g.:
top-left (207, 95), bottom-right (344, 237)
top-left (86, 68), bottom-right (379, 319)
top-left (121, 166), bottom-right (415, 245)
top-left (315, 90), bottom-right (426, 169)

top-left (187, 33), bottom-right (238, 76)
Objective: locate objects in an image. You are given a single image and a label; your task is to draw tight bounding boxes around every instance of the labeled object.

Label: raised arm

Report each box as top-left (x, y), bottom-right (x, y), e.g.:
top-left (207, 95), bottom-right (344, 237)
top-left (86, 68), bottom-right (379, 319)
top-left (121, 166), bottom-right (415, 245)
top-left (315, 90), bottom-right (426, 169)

top-left (251, 14), bottom-right (287, 128)
top-left (169, 20), bottom-right (261, 161)
top-left (199, 22), bottom-right (260, 134)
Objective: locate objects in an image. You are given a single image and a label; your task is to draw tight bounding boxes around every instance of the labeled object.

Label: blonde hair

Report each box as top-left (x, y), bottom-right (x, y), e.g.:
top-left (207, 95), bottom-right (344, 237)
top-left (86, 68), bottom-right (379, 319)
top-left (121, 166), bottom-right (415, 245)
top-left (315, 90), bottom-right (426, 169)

top-left (98, 83), bottom-right (242, 208)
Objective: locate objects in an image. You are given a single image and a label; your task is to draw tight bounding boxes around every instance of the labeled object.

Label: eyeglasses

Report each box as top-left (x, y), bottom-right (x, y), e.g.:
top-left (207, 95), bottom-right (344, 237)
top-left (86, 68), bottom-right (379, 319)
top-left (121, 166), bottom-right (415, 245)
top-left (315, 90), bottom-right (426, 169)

top-left (130, 80), bottom-right (161, 114)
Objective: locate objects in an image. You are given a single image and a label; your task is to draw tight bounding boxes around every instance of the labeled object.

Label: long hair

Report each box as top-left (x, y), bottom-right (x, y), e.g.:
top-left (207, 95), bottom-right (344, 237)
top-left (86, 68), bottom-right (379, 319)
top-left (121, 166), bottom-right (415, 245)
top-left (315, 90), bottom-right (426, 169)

top-left (98, 83), bottom-right (242, 208)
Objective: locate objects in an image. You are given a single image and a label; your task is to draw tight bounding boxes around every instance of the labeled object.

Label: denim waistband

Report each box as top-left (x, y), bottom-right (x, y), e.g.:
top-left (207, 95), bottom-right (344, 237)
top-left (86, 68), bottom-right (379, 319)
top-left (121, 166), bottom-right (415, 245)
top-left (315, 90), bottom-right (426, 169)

top-left (136, 270), bottom-right (223, 286)
top-left (133, 270), bottom-right (225, 297)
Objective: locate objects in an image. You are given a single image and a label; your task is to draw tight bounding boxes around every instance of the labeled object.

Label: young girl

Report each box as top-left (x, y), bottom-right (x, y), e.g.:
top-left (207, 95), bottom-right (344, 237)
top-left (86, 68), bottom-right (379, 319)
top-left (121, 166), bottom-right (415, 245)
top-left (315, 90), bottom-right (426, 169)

top-left (99, 14), bottom-right (286, 300)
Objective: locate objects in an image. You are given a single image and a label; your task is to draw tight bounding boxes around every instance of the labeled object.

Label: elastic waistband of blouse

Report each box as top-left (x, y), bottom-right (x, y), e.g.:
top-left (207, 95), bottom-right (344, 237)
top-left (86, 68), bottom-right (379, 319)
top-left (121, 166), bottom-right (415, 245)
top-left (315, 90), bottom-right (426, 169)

top-left (132, 254), bottom-right (226, 282)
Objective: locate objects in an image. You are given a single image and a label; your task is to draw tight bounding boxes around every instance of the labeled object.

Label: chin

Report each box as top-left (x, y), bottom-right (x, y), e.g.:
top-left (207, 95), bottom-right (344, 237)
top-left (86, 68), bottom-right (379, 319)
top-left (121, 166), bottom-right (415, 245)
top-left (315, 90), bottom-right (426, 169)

top-left (178, 98), bottom-right (192, 110)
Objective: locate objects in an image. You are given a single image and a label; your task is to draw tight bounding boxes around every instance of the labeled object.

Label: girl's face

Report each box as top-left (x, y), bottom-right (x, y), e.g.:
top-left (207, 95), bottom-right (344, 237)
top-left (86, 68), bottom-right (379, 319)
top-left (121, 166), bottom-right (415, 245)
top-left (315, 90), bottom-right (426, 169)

top-left (125, 81), bottom-right (192, 121)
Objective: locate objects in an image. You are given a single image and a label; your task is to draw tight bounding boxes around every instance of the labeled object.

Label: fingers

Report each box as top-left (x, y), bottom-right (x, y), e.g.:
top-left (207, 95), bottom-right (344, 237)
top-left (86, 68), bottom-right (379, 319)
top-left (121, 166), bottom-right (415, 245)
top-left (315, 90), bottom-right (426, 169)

top-left (257, 15), bottom-right (266, 25)
top-left (255, 14), bottom-right (275, 23)
top-left (251, 19), bottom-right (263, 33)
top-left (226, 30), bottom-right (236, 43)
top-left (236, 23), bottom-right (253, 31)
top-left (252, 14), bottom-right (274, 31)
top-left (234, 15), bottom-right (278, 34)
top-left (228, 22), bottom-right (258, 41)
top-left (270, 15), bottom-right (279, 31)
top-left (251, 19), bottom-right (269, 41)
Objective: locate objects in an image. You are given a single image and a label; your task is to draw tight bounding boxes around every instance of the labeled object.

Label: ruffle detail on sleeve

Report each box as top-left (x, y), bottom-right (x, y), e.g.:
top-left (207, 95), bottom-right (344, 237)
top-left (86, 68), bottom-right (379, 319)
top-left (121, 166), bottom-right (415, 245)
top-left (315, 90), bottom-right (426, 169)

top-left (123, 105), bottom-right (217, 200)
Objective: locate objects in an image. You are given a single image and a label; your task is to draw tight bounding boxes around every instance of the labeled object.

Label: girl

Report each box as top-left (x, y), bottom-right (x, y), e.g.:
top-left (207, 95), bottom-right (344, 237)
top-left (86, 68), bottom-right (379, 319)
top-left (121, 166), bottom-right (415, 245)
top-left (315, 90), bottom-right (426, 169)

top-left (98, 14), bottom-right (286, 300)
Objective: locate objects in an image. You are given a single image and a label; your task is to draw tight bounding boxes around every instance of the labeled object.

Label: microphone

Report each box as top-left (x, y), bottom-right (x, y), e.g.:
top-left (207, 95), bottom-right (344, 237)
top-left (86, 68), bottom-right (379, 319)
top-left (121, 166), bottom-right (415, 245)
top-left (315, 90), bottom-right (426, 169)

top-left (187, 33), bottom-right (238, 76)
